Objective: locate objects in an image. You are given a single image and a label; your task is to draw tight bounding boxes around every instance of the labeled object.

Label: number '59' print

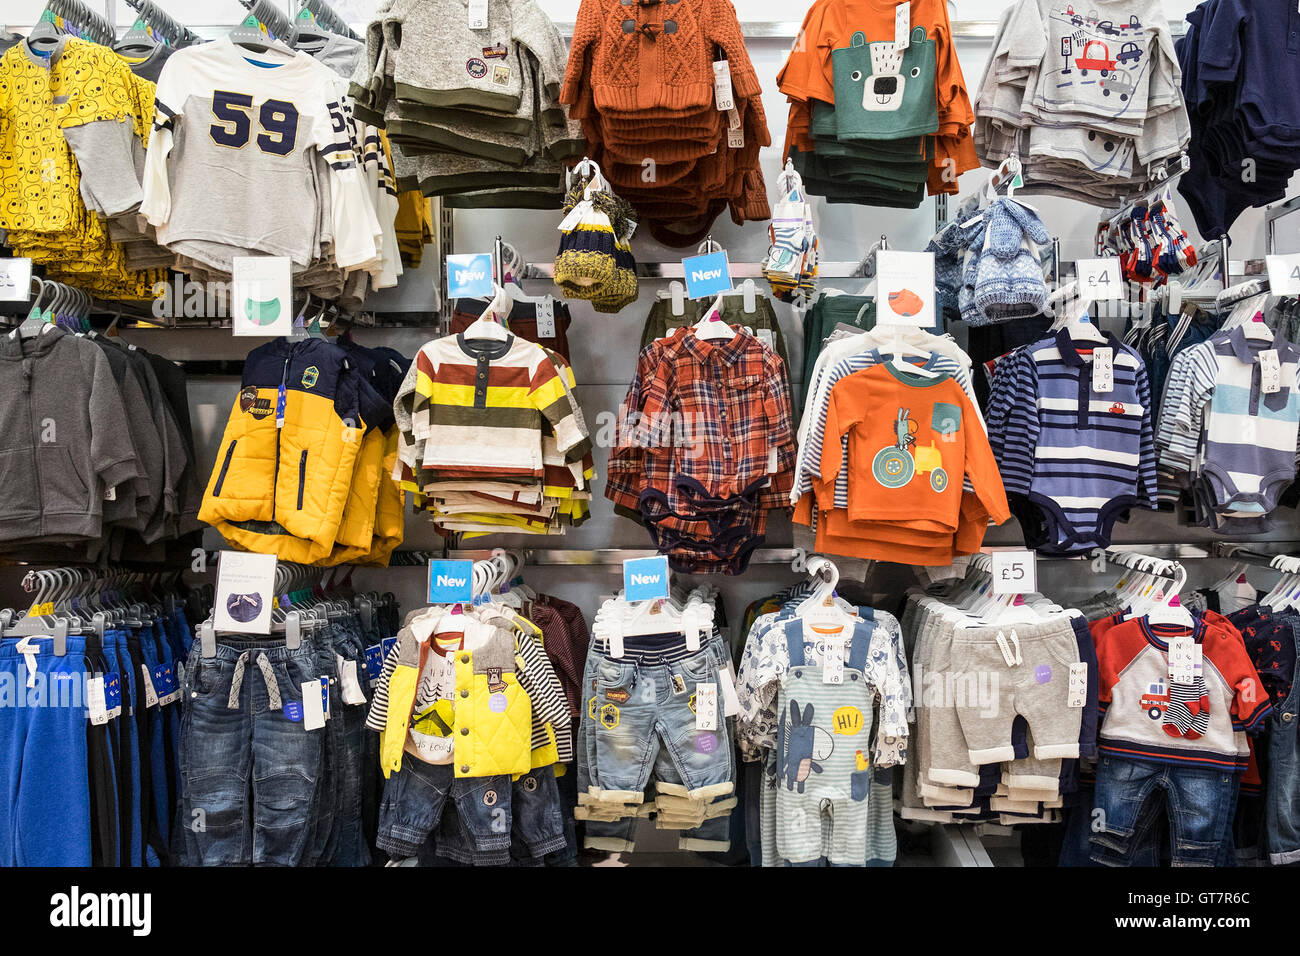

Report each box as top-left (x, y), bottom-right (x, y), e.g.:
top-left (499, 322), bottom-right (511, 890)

top-left (209, 91), bottom-right (300, 155)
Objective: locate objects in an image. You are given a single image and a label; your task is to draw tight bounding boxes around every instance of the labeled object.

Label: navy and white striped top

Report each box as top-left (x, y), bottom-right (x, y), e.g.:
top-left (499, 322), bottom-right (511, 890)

top-left (991, 328), bottom-right (1158, 553)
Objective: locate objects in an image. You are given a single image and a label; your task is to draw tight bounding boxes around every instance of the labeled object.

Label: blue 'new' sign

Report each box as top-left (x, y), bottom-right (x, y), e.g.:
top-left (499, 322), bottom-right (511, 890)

top-left (428, 559), bottom-right (474, 604)
top-left (682, 251), bottom-right (732, 300)
top-left (446, 254), bottom-right (494, 298)
top-left (623, 555), bottom-right (670, 603)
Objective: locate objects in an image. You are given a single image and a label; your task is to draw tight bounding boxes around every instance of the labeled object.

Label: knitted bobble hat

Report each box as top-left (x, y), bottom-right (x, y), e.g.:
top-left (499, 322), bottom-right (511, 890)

top-left (974, 200), bottom-right (1050, 322)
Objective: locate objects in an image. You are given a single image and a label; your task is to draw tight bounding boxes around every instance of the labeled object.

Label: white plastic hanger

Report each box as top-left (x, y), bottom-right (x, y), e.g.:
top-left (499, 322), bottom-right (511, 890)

top-left (1144, 562), bottom-right (1195, 627)
top-left (463, 284), bottom-right (511, 341)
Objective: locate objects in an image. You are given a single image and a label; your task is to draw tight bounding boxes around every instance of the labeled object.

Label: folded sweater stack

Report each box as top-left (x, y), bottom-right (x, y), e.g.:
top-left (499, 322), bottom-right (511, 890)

top-left (974, 0), bottom-right (1191, 205)
top-left (351, 0), bottom-right (584, 209)
top-left (560, 0), bottom-right (771, 247)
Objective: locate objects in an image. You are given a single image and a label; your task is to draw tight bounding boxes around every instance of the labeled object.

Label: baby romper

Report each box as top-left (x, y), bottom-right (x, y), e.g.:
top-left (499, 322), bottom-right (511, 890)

top-left (773, 619), bottom-right (879, 866)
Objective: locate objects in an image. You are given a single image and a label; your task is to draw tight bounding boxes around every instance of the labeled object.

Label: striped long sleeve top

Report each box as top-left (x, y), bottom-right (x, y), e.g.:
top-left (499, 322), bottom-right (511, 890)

top-left (410, 333), bottom-right (591, 480)
top-left (993, 329), bottom-right (1157, 552)
top-left (1156, 327), bottom-right (1300, 518)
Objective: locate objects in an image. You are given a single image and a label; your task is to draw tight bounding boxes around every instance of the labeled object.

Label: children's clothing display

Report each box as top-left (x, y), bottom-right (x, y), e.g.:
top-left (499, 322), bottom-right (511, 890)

top-left (778, 0), bottom-right (979, 205)
top-left (794, 324), bottom-right (1007, 565)
top-left (351, 0), bottom-right (582, 209)
top-left (200, 337), bottom-right (407, 566)
top-left (1176, 0), bottom-right (1300, 238)
top-left (608, 323), bottom-right (796, 575)
top-left (988, 327), bottom-right (1158, 554)
top-left (560, 0), bottom-right (771, 246)
top-left (8, 0), bottom-right (1300, 878)
top-left (0, 326), bottom-right (202, 562)
top-left (394, 330), bottom-right (596, 538)
top-left (1155, 324), bottom-right (1300, 533)
top-left (974, 0), bottom-right (1191, 205)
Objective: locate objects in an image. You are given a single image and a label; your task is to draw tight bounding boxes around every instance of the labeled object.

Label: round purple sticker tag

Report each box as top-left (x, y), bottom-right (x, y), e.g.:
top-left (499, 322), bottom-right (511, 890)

top-left (1034, 665), bottom-right (1053, 684)
top-left (489, 693), bottom-right (508, 713)
top-left (284, 701), bottom-right (303, 722)
top-left (695, 732), bottom-right (718, 754)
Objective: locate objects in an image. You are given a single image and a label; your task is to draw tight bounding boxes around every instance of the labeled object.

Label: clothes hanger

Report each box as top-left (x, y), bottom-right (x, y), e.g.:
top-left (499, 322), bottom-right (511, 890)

top-left (26, 10), bottom-right (64, 55)
top-left (289, 6), bottom-right (332, 52)
top-left (114, 17), bottom-right (160, 56)
top-left (1145, 562), bottom-right (1195, 627)
top-left (463, 284), bottom-right (511, 341)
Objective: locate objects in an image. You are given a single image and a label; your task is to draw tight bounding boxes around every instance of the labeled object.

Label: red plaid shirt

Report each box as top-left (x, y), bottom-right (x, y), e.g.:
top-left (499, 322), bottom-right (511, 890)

top-left (619, 326), bottom-right (796, 512)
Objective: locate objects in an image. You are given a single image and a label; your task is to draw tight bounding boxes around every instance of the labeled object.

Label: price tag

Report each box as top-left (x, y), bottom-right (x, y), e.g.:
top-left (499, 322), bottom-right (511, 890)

top-left (1266, 253), bottom-right (1300, 296)
top-left (301, 680), bottom-right (326, 730)
top-left (719, 660), bottom-right (743, 717)
top-left (1078, 258), bottom-right (1122, 302)
top-left (756, 328), bottom-right (774, 349)
top-left (694, 682), bottom-right (718, 730)
top-left (895, 1), bottom-right (911, 48)
top-left (535, 298), bottom-right (556, 338)
top-left (712, 59), bottom-right (734, 111)
top-left (727, 125), bottom-right (744, 149)
top-left (103, 485), bottom-right (117, 502)
top-left (1067, 662), bottom-right (1088, 708)
top-left (467, 0), bottom-right (488, 29)
top-left (140, 664), bottom-right (159, 708)
top-left (822, 634), bottom-right (845, 685)
top-left (1260, 349), bottom-right (1281, 394)
top-left (1168, 636), bottom-right (1196, 684)
top-left (338, 655), bottom-right (367, 706)
top-left (87, 677), bottom-right (108, 725)
top-left (1092, 345), bottom-right (1114, 393)
top-left (0, 257), bottom-right (32, 302)
top-left (991, 549), bottom-right (1037, 596)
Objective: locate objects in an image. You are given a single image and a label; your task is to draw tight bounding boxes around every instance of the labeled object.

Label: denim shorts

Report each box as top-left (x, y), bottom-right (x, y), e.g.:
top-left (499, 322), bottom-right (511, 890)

top-left (179, 636), bottom-right (324, 866)
top-left (1090, 755), bottom-right (1238, 867)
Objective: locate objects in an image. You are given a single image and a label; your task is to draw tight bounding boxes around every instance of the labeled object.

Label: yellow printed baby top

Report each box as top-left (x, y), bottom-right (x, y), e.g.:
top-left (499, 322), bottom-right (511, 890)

top-left (0, 37), bottom-right (139, 234)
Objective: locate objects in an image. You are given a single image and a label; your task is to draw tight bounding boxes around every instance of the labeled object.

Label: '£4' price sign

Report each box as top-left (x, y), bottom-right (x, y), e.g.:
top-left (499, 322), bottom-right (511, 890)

top-left (991, 549), bottom-right (1037, 596)
top-left (1077, 258), bottom-right (1122, 302)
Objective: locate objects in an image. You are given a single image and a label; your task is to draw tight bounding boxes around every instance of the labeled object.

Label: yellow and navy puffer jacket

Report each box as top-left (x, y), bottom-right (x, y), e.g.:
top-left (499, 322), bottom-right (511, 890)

top-left (199, 339), bottom-right (390, 563)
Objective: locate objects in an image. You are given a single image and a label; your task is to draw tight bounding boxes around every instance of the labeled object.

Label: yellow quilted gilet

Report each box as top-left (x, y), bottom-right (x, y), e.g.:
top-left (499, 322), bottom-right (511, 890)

top-left (451, 644), bottom-right (531, 779)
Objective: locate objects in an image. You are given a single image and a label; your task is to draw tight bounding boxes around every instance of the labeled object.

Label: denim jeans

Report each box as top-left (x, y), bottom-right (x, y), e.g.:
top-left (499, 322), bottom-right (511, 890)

top-left (1091, 755), bottom-right (1237, 866)
top-left (179, 635), bottom-right (324, 866)
top-left (325, 620), bottom-right (372, 866)
top-left (376, 758), bottom-right (512, 862)
top-left (579, 632), bottom-right (735, 851)
top-left (1265, 615), bottom-right (1300, 865)
top-left (302, 625), bottom-right (343, 866)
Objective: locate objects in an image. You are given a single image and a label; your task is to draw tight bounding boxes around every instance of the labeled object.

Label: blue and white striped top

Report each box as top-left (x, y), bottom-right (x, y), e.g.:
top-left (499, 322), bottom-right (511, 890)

top-left (991, 328), bottom-right (1158, 553)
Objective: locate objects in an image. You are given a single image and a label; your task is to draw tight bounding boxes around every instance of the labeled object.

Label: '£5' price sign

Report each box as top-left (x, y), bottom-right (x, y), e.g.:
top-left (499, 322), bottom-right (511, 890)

top-left (991, 550), bottom-right (1037, 596)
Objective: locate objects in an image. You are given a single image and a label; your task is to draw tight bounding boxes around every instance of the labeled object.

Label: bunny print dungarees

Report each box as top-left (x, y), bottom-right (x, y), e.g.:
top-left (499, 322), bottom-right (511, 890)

top-left (774, 618), bottom-right (878, 866)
